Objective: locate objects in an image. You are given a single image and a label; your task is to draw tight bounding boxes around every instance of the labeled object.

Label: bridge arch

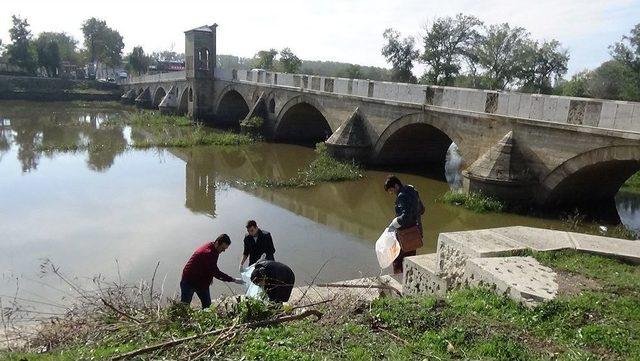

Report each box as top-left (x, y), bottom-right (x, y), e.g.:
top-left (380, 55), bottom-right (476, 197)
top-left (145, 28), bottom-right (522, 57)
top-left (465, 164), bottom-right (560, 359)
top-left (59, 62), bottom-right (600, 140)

top-left (371, 112), bottom-right (460, 167)
top-left (177, 87), bottom-right (189, 115)
top-left (538, 145), bottom-right (640, 213)
top-left (152, 87), bottom-right (166, 108)
top-left (273, 95), bottom-right (333, 144)
top-left (215, 89), bottom-right (250, 127)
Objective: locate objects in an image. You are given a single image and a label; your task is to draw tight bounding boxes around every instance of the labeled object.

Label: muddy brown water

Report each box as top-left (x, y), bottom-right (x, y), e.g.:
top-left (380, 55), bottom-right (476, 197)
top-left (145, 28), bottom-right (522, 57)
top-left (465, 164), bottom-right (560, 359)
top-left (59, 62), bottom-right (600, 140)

top-left (1, 100), bottom-right (639, 307)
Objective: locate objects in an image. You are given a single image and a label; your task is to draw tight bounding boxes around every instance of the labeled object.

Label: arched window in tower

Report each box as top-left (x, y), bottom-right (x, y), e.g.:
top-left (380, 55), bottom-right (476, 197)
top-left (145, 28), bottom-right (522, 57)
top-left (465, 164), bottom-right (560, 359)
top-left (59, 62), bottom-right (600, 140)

top-left (197, 48), bottom-right (210, 70)
top-left (189, 87), bottom-right (193, 102)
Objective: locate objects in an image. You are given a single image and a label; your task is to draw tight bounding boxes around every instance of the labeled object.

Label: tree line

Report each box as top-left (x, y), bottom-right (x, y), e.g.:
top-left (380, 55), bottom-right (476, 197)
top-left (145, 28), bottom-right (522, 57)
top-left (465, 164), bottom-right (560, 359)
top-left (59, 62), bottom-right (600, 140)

top-left (381, 13), bottom-right (640, 101)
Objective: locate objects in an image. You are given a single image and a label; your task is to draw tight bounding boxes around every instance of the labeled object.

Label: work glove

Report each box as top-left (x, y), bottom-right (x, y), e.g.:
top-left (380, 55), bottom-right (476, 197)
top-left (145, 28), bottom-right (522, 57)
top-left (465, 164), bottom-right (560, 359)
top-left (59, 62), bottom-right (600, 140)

top-left (233, 278), bottom-right (245, 285)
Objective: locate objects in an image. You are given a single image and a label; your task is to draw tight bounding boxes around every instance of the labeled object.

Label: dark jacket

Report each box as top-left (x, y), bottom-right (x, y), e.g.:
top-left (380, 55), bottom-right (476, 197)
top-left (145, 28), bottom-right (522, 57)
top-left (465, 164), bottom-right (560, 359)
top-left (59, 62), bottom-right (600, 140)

top-left (243, 229), bottom-right (276, 266)
top-left (395, 185), bottom-right (425, 230)
top-left (181, 242), bottom-right (234, 289)
top-left (251, 260), bottom-right (295, 303)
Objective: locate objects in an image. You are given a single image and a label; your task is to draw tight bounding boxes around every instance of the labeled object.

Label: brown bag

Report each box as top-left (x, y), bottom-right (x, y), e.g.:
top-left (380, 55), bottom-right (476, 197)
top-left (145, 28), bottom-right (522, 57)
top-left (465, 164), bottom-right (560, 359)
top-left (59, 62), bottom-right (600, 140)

top-left (396, 225), bottom-right (423, 252)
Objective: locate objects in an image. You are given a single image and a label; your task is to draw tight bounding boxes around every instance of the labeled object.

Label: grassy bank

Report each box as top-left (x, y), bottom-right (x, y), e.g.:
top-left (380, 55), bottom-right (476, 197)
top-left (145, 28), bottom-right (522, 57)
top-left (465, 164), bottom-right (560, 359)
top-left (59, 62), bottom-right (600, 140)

top-left (3, 250), bottom-right (638, 360)
top-left (622, 171), bottom-right (640, 192)
top-left (439, 190), bottom-right (504, 213)
top-left (253, 143), bottom-right (363, 188)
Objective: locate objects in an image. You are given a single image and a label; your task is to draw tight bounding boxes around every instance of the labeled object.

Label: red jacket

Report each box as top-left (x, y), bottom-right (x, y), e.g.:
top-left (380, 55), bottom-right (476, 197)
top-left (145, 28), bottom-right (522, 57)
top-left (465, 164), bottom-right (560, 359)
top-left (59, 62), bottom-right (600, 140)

top-left (181, 242), bottom-right (234, 289)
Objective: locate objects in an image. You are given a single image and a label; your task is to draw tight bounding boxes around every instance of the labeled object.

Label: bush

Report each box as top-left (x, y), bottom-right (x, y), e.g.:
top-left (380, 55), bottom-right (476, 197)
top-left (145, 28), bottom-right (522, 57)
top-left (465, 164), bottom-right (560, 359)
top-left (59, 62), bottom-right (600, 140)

top-left (439, 190), bottom-right (504, 213)
top-left (241, 116), bottom-right (264, 138)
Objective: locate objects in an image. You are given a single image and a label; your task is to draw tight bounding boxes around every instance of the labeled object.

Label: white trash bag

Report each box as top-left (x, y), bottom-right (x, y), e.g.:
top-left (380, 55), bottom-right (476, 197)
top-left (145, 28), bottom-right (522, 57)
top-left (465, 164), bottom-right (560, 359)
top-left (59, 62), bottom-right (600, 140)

top-left (240, 265), bottom-right (263, 299)
top-left (375, 229), bottom-right (401, 269)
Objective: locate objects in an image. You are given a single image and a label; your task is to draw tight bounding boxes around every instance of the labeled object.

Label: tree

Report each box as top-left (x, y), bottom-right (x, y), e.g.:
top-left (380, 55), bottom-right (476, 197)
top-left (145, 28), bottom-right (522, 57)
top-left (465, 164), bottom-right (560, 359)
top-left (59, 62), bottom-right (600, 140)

top-left (35, 32), bottom-right (80, 65)
top-left (475, 23), bottom-right (530, 90)
top-left (555, 70), bottom-right (590, 98)
top-left (278, 47), bottom-right (301, 73)
top-left (519, 39), bottom-right (569, 94)
top-left (420, 14), bottom-right (482, 85)
top-left (254, 49), bottom-right (278, 70)
top-left (342, 64), bottom-right (363, 79)
top-left (81, 17), bottom-right (123, 68)
top-left (6, 15), bottom-right (37, 74)
top-left (36, 40), bottom-right (60, 77)
top-left (102, 29), bottom-right (124, 72)
top-left (151, 51), bottom-right (185, 62)
top-left (127, 46), bottom-right (150, 75)
top-left (81, 18), bottom-right (108, 63)
top-left (610, 23), bottom-right (640, 92)
top-left (381, 28), bottom-right (418, 83)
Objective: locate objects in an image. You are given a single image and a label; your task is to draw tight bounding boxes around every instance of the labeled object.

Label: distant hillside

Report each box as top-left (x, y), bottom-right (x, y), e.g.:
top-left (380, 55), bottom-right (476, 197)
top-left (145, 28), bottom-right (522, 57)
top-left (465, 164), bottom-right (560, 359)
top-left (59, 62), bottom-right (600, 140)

top-left (217, 54), bottom-right (392, 81)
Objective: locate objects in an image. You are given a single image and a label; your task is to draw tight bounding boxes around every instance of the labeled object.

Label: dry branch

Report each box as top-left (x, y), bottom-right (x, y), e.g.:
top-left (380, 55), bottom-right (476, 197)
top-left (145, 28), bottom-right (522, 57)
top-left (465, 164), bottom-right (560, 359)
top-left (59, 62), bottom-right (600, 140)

top-left (111, 309), bottom-right (323, 360)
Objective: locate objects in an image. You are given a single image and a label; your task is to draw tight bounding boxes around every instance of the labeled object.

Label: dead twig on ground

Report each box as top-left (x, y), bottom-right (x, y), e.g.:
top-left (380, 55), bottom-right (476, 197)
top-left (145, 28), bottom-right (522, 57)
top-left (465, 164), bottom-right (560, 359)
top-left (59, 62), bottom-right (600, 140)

top-left (100, 298), bottom-right (141, 324)
top-left (111, 309), bottom-right (323, 360)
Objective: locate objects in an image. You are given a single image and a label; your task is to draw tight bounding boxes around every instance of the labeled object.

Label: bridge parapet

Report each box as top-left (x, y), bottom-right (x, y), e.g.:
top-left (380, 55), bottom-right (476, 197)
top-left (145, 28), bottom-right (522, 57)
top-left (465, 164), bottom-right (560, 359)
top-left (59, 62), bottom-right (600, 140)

top-left (226, 68), bottom-right (640, 133)
top-left (126, 71), bottom-right (187, 84)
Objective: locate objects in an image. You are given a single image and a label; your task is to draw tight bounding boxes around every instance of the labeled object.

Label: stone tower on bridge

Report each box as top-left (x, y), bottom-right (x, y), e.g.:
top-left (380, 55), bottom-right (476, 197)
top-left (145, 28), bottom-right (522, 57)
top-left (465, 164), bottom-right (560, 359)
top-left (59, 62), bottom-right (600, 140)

top-left (184, 24), bottom-right (217, 119)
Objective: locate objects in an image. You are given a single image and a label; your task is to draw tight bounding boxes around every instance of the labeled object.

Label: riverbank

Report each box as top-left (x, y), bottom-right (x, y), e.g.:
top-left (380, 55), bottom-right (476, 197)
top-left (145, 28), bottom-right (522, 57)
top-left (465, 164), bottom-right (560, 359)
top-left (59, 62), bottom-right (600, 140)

top-left (2, 250), bottom-right (638, 360)
top-left (0, 75), bottom-right (121, 101)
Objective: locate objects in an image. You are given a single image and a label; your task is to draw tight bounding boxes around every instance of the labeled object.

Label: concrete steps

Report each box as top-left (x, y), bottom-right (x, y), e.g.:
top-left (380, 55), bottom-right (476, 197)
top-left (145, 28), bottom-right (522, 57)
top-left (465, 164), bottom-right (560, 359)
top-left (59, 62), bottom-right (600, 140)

top-left (401, 226), bottom-right (639, 307)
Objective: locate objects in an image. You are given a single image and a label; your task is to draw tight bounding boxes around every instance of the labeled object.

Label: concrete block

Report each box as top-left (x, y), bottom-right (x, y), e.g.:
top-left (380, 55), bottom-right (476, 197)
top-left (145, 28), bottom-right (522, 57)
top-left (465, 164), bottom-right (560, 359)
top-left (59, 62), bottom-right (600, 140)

top-left (613, 103), bottom-right (635, 130)
top-left (631, 104), bottom-right (640, 132)
top-left (355, 80), bottom-right (369, 97)
top-left (496, 93), bottom-right (509, 115)
top-left (542, 96), bottom-right (558, 121)
top-left (334, 78), bottom-right (350, 95)
top-left (373, 82), bottom-right (399, 101)
top-left (583, 101), bottom-right (603, 127)
top-left (529, 95), bottom-right (545, 119)
top-left (487, 226), bottom-right (574, 251)
top-left (456, 89), bottom-right (469, 110)
top-left (598, 101), bottom-right (617, 129)
top-left (568, 232), bottom-right (640, 264)
top-left (507, 93), bottom-right (521, 116)
top-left (464, 257), bottom-right (558, 307)
top-left (436, 230), bottom-right (526, 285)
top-left (517, 93), bottom-right (532, 118)
top-left (403, 254), bottom-right (448, 296)
top-left (553, 98), bottom-right (570, 123)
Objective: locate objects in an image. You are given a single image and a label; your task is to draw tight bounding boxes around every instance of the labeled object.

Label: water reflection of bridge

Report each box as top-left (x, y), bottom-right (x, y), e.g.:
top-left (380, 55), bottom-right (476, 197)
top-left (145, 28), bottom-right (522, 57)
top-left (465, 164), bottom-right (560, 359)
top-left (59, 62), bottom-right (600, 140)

top-left (170, 145), bottom-right (393, 240)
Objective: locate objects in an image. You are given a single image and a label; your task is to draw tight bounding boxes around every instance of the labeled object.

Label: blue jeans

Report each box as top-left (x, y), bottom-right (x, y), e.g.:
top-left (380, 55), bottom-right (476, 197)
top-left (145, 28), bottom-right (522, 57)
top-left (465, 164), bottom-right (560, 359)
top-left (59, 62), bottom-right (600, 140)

top-left (180, 280), bottom-right (212, 309)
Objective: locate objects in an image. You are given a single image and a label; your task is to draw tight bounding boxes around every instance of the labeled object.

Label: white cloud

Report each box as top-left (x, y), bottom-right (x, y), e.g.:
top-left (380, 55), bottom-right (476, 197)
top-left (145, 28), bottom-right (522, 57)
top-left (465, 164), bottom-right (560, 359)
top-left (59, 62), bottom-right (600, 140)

top-left (1, 0), bottom-right (639, 75)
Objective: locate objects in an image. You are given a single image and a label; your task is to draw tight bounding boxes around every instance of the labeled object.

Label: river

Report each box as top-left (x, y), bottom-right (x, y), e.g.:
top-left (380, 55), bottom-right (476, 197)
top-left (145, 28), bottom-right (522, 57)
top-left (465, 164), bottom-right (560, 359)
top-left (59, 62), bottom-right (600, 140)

top-left (1, 100), bottom-right (639, 307)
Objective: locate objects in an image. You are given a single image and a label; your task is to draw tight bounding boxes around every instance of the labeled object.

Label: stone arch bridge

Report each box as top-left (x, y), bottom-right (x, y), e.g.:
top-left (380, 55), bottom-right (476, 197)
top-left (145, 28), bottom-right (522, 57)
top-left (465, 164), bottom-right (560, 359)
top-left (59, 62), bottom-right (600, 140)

top-left (121, 55), bottom-right (640, 217)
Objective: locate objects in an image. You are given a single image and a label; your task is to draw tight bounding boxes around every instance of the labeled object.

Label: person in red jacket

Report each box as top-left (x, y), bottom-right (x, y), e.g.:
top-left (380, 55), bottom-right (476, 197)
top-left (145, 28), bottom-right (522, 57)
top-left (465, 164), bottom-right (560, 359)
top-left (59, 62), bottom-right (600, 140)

top-left (181, 234), bottom-right (244, 309)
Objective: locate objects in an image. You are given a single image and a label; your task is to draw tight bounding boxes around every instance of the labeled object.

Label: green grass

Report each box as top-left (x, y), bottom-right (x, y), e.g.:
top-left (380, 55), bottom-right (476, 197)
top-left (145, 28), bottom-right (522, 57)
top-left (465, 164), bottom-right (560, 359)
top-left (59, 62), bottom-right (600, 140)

top-left (622, 171), bottom-right (640, 191)
top-left (132, 125), bottom-right (254, 148)
top-left (439, 190), bottom-right (505, 213)
top-left (5, 251), bottom-right (638, 360)
top-left (253, 143), bottom-right (363, 188)
top-left (125, 111), bottom-right (193, 127)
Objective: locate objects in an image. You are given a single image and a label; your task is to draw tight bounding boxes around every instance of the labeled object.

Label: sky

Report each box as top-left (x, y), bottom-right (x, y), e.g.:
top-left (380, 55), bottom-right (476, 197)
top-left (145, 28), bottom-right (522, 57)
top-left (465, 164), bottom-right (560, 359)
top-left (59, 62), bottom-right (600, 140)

top-left (1, 0), bottom-right (640, 76)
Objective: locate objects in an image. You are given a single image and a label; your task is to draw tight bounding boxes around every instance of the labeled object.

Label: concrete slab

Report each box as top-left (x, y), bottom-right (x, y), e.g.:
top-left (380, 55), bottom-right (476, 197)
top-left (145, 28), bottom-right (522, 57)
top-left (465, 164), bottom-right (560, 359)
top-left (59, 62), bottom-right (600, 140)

top-left (436, 230), bottom-right (525, 286)
top-left (487, 226), bottom-right (574, 251)
top-left (403, 253), bottom-right (447, 296)
top-left (289, 276), bottom-right (401, 306)
top-left (568, 232), bottom-right (640, 264)
top-left (464, 256), bottom-right (558, 307)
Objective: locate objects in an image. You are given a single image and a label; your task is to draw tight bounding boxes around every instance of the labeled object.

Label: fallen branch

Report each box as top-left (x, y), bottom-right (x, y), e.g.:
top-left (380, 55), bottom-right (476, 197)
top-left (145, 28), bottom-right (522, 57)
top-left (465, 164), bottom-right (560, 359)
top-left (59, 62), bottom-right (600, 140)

top-left (316, 283), bottom-right (399, 292)
top-left (111, 309), bottom-right (323, 360)
top-left (100, 298), bottom-right (141, 324)
top-left (291, 298), bottom-right (335, 310)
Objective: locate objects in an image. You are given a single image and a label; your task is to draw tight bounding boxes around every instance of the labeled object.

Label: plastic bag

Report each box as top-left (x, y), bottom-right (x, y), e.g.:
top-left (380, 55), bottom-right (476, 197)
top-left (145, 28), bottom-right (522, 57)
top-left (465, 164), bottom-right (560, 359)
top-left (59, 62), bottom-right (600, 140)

top-left (375, 229), bottom-right (401, 269)
top-left (240, 265), bottom-right (263, 299)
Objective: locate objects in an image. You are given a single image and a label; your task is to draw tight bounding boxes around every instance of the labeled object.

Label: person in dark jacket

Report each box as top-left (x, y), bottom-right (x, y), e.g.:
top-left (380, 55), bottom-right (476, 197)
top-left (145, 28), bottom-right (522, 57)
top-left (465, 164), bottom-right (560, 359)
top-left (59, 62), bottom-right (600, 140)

top-left (250, 260), bottom-right (295, 303)
top-left (181, 234), bottom-right (244, 309)
top-left (384, 175), bottom-right (425, 274)
top-left (239, 220), bottom-right (276, 271)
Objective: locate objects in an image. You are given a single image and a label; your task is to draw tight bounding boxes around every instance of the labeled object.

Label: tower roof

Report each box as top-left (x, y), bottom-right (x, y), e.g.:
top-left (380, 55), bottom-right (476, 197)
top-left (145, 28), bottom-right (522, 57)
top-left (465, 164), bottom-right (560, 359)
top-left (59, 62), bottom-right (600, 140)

top-left (185, 24), bottom-right (217, 33)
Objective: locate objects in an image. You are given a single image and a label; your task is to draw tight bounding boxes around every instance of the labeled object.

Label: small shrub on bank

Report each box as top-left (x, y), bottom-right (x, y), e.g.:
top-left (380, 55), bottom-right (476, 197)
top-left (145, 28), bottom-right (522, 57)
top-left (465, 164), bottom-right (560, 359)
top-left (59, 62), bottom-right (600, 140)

top-left (241, 116), bottom-right (264, 138)
top-left (125, 111), bottom-right (193, 127)
top-left (439, 190), bottom-right (504, 213)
